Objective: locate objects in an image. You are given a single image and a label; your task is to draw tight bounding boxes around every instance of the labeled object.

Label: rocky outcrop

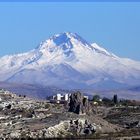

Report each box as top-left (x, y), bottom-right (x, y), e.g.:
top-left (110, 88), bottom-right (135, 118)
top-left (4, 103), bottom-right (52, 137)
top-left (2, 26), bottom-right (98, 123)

top-left (69, 91), bottom-right (89, 114)
top-left (30, 119), bottom-right (97, 138)
top-left (45, 119), bottom-right (98, 137)
top-left (0, 119), bottom-right (97, 139)
top-left (69, 119), bottom-right (96, 135)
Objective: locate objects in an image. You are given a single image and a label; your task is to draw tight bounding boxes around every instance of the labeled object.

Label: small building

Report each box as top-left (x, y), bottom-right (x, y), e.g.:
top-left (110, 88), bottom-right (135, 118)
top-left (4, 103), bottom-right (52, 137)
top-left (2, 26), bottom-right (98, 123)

top-left (56, 94), bottom-right (62, 101)
top-left (64, 94), bottom-right (69, 101)
top-left (52, 94), bottom-right (63, 103)
top-left (50, 93), bottom-right (70, 103)
top-left (50, 93), bottom-right (89, 104)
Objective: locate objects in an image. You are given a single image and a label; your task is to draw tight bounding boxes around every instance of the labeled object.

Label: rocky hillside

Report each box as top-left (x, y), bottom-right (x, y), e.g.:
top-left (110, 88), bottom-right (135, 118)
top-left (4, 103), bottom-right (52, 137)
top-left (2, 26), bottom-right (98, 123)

top-left (0, 90), bottom-right (122, 139)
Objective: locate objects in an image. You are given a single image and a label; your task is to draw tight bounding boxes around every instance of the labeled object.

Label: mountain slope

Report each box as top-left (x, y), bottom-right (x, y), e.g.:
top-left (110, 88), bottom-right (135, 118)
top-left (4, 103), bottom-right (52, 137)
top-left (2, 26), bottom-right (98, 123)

top-left (0, 32), bottom-right (140, 90)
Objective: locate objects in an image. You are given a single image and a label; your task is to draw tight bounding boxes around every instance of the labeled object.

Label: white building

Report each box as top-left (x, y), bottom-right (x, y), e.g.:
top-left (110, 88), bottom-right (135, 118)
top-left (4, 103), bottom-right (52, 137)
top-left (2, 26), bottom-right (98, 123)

top-left (50, 93), bottom-right (89, 104)
top-left (64, 94), bottom-right (69, 101)
top-left (56, 94), bottom-right (63, 101)
top-left (51, 93), bottom-right (70, 103)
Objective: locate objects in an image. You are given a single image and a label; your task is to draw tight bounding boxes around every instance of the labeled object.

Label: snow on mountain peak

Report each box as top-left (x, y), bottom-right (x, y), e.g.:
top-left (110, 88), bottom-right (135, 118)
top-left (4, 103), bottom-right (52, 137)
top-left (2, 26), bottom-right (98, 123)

top-left (0, 32), bottom-right (140, 90)
top-left (91, 43), bottom-right (116, 57)
top-left (48, 32), bottom-right (89, 46)
top-left (37, 32), bottom-right (93, 52)
top-left (37, 32), bottom-right (116, 60)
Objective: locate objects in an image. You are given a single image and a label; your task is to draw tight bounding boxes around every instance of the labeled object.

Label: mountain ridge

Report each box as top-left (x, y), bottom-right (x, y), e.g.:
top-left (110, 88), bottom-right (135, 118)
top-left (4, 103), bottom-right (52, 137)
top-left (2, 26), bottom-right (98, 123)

top-left (0, 32), bottom-right (140, 91)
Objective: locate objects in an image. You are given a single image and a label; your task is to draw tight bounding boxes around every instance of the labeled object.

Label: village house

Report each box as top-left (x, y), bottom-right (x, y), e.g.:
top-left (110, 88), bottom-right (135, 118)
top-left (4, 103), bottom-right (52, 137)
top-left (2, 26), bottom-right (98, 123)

top-left (49, 93), bottom-right (89, 104)
top-left (50, 93), bottom-right (69, 103)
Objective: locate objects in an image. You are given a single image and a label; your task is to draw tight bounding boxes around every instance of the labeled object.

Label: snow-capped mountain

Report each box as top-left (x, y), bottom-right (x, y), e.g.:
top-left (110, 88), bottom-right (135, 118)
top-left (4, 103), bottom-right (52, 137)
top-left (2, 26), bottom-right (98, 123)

top-left (0, 32), bottom-right (140, 90)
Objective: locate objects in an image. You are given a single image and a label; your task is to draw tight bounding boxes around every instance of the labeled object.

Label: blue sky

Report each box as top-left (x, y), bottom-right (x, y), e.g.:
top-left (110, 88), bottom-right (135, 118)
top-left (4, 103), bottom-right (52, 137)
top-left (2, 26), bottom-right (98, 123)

top-left (0, 2), bottom-right (140, 61)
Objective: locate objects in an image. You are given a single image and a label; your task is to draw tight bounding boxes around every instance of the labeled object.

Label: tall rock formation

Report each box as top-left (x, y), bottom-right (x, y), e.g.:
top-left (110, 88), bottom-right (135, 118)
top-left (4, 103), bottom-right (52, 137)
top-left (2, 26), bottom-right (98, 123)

top-left (69, 91), bottom-right (89, 114)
